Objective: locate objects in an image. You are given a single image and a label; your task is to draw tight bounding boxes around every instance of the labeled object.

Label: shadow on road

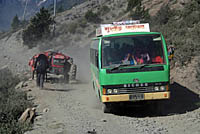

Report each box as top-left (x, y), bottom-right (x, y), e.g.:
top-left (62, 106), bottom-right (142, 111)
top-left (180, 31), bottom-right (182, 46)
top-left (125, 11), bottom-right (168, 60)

top-left (46, 76), bottom-right (84, 84)
top-left (41, 88), bottom-right (74, 92)
top-left (111, 82), bottom-right (200, 118)
top-left (168, 82), bottom-right (200, 114)
top-left (46, 77), bottom-right (67, 83)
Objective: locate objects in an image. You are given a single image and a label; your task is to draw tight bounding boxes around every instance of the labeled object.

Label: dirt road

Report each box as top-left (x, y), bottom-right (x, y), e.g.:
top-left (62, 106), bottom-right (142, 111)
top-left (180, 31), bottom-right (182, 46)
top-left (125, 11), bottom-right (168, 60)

top-left (23, 47), bottom-right (200, 134)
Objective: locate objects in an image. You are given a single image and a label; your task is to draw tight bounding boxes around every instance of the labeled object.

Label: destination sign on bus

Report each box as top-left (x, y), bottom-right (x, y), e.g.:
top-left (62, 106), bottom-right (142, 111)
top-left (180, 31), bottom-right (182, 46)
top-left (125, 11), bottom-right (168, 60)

top-left (96, 23), bottom-right (150, 36)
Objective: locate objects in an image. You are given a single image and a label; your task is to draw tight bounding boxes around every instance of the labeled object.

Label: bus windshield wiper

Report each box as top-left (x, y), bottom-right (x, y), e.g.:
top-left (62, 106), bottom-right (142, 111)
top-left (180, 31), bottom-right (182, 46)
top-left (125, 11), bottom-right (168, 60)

top-left (138, 64), bottom-right (150, 69)
top-left (110, 64), bottom-right (130, 71)
top-left (110, 64), bottom-right (150, 71)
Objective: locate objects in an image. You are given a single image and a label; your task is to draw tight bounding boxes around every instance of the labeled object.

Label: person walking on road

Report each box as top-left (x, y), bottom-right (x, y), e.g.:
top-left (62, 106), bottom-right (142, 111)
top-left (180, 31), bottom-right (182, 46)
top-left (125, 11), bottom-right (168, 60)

top-left (34, 54), bottom-right (49, 89)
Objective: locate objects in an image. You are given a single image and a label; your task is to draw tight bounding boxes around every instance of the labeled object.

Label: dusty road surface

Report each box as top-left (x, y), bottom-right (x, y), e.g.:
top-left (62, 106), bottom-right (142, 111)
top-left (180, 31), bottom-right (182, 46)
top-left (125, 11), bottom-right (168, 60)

top-left (23, 47), bottom-right (200, 134)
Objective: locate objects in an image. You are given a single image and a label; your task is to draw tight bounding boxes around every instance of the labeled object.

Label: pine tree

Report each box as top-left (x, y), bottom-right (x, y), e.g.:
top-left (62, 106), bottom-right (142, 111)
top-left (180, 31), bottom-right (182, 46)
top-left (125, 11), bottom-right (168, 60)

top-left (129, 2), bottom-right (150, 22)
top-left (11, 15), bottom-right (20, 30)
top-left (57, 6), bottom-right (64, 13)
top-left (85, 10), bottom-right (101, 23)
top-left (127, 0), bottom-right (141, 11)
top-left (22, 7), bottom-right (54, 47)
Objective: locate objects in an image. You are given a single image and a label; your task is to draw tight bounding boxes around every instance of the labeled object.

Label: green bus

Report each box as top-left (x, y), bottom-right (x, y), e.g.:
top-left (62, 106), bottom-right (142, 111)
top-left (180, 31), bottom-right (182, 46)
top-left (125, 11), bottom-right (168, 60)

top-left (90, 23), bottom-right (170, 113)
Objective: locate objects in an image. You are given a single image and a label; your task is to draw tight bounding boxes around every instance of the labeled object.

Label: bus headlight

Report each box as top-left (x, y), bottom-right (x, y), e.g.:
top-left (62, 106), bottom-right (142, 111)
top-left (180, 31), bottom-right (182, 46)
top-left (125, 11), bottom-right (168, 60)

top-left (107, 89), bottom-right (112, 94)
top-left (160, 86), bottom-right (165, 91)
top-left (154, 86), bottom-right (159, 91)
top-left (113, 89), bottom-right (118, 94)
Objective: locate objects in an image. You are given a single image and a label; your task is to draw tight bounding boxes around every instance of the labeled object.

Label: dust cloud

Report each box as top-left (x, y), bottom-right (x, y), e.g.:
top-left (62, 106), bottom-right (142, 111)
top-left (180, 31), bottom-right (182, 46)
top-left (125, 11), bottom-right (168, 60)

top-left (64, 44), bottom-right (91, 83)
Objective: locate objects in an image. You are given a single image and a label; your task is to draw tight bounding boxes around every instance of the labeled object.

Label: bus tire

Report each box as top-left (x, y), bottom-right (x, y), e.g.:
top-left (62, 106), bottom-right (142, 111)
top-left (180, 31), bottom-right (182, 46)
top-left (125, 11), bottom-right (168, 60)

top-left (97, 90), bottom-right (102, 102)
top-left (92, 81), bottom-right (95, 90)
top-left (102, 103), bottom-right (111, 113)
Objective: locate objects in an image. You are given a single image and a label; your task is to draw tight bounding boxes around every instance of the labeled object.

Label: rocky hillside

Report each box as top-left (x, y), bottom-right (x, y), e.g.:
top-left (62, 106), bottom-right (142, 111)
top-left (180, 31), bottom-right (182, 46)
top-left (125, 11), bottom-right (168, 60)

top-left (53, 0), bottom-right (200, 94)
top-left (52, 0), bottom-right (191, 48)
top-left (0, 0), bottom-right (200, 93)
top-left (1, 1), bottom-right (200, 134)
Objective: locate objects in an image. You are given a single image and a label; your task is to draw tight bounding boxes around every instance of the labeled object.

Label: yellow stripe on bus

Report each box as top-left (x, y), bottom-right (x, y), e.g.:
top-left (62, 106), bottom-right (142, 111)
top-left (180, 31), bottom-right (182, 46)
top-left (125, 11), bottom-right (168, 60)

top-left (102, 92), bottom-right (170, 102)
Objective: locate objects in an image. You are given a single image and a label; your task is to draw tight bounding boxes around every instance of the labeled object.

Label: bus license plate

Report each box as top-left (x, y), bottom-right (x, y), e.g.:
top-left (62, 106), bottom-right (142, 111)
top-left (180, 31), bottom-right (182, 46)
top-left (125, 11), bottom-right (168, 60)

top-left (129, 94), bottom-right (144, 101)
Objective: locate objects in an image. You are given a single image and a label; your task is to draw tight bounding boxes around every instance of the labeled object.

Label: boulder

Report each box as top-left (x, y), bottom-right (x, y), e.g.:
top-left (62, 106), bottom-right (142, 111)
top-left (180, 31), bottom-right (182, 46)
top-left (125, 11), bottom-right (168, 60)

top-left (18, 108), bottom-right (36, 123)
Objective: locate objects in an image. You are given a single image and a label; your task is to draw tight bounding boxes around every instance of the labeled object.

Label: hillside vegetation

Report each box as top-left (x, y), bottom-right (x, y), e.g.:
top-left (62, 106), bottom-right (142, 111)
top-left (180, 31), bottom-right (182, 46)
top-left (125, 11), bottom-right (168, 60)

top-left (150, 0), bottom-right (200, 66)
top-left (1, 0), bottom-right (200, 88)
top-left (0, 0), bottom-right (200, 133)
top-left (22, 0), bottom-right (200, 65)
top-left (0, 69), bottom-right (33, 134)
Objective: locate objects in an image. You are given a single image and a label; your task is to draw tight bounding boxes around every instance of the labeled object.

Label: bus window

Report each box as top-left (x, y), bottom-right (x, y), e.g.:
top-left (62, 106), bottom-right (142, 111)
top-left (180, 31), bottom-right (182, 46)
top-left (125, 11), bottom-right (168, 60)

top-left (101, 34), bottom-right (165, 68)
top-left (90, 39), bottom-right (99, 68)
top-left (95, 52), bottom-right (99, 68)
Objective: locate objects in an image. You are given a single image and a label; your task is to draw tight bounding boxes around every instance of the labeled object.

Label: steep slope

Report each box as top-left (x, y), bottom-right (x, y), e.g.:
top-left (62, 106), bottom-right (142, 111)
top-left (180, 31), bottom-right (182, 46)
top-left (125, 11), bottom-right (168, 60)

top-left (0, 30), bottom-right (40, 75)
top-left (0, 0), bottom-right (200, 92)
top-left (0, 1), bottom-right (200, 134)
top-left (53, 0), bottom-right (189, 48)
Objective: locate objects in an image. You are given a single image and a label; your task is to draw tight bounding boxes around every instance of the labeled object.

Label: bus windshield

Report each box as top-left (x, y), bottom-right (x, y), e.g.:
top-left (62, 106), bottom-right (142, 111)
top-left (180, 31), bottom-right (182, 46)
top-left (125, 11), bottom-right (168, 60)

top-left (102, 34), bottom-right (165, 68)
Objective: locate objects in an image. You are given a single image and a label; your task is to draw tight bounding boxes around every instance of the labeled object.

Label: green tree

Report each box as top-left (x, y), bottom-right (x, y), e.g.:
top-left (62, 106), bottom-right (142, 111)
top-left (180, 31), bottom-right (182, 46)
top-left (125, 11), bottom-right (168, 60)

top-left (11, 15), bottom-right (20, 30)
top-left (85, 10), bottom-right (101, 23)
top-left (98, 5), bottom-right (110, 16)
top-left (129, 2), bottom-right (150, 21)
top-left (151, 5), bottom-right (171, 25)
top-left (22, 7), bottom-right (54, 48)
top-left (57, 6), bottom-right (64, 13)
top-left (127, 0), bottom-right (141, 11)
top-left (20, 20), bottom-right (28, 28)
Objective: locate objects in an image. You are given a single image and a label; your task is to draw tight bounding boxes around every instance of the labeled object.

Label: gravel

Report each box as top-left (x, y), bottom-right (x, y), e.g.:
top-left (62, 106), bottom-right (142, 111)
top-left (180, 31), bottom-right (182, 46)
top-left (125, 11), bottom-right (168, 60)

top-left (20, 46), bottom-right (200, 134)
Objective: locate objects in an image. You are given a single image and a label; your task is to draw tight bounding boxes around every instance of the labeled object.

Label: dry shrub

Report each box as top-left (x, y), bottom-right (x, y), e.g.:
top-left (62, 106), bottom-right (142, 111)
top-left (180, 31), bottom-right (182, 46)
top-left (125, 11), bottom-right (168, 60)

top-left (151, 1), bottom-right (200, 66)
top-left (0, 69), bottom-right (33, 134)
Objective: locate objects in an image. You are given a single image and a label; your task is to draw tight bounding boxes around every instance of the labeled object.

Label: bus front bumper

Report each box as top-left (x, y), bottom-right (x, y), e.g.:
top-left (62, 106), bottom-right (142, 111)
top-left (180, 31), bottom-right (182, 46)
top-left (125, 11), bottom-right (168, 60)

top-left (101, 92), bottom-right (170, 103)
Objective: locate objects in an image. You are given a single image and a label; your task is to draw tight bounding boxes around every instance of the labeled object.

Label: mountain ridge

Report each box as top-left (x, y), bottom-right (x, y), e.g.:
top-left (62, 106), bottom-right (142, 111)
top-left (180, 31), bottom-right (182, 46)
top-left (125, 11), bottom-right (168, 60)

top-left (0, 0), bottom-right (85, 31)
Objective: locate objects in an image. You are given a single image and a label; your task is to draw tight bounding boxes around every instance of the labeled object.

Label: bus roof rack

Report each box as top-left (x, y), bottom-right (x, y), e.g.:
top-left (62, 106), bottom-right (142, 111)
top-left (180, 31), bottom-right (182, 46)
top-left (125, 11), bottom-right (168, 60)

top-left (96, 20), bottom-right (150, 37)
top-left (112, 20), bottom-right (140, 25)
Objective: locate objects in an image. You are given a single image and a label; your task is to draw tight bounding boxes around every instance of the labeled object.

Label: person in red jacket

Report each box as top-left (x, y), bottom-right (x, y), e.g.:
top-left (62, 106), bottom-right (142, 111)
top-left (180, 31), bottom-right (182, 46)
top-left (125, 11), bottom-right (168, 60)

top-left (152, 56), bottom-right (163, 64)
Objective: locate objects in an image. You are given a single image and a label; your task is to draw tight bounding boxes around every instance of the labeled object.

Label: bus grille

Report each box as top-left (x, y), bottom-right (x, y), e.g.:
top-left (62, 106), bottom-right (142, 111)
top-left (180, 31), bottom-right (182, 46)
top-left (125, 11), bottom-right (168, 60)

top-left (119, 87), bottom-right (155, 94)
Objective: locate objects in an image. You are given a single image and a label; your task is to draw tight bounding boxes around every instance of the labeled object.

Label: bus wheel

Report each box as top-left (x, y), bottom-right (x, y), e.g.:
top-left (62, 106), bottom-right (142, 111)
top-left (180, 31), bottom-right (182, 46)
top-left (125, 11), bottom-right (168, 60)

top-left (98, 90), bottom-right (101, 101)
top-left (102, 103), bottom-right (111, 113)
top-left (92, 81), bottom-right (95, 90)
